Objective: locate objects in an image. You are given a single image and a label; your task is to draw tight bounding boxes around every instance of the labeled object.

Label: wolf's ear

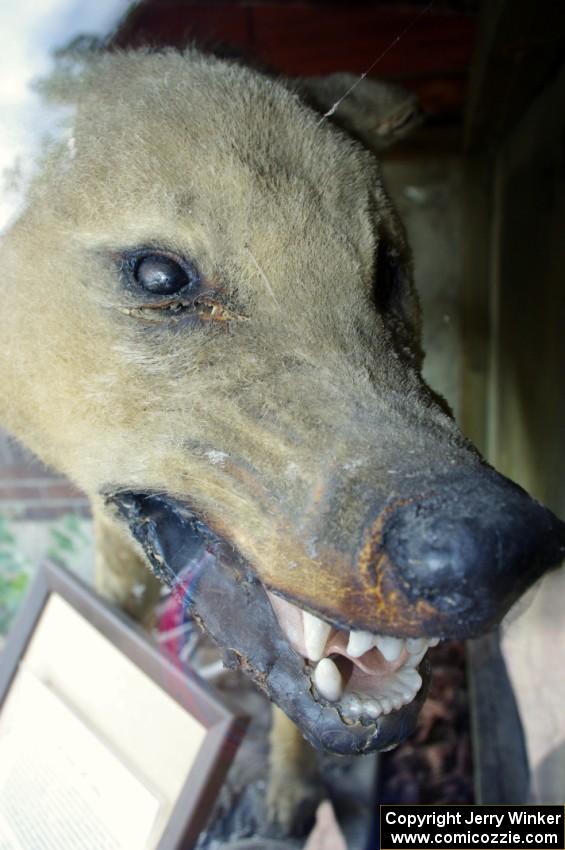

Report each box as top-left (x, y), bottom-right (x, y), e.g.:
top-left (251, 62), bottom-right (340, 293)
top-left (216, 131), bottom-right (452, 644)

top-left (293, 73), bottom-right (421, 152)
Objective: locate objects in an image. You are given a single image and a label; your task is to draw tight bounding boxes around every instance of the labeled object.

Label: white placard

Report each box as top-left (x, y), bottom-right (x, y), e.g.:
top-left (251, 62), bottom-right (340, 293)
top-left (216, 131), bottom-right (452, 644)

top-left (0, 671), bottom-right (160, 850)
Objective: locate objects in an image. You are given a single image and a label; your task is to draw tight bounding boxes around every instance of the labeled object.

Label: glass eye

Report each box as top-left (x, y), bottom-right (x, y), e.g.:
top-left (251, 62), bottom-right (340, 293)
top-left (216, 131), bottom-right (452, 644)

top-left (133, 254), bottom-right (192, 295)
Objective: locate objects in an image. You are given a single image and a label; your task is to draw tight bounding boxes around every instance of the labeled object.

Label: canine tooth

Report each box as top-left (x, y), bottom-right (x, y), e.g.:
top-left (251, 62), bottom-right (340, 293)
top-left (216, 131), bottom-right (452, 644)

top-left (429, 637), bottom-right (440, 647)
top-left (375, 635), bottom-right (405, 663)
top-left (346, 630), bottom-right (374, 658)
top-left (302, 611), bottom-right (332, 661)
top-left (314, 658), bottom-right (343, 702)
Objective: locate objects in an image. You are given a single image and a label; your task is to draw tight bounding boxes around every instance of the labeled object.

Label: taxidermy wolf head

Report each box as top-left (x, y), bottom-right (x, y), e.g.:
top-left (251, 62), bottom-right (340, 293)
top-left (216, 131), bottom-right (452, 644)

top-left (1, 49), bottom-right (563, 755)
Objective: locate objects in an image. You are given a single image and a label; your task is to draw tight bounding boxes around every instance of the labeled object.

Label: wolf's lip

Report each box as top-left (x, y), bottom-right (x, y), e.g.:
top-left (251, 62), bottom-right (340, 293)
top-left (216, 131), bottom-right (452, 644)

top-left (105, 489), bottom-right (431, 753)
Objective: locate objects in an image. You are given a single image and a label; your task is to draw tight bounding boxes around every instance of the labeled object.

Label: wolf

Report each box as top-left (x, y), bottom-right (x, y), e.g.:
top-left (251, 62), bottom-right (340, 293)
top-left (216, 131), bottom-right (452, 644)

top-left (0, 49), bottom-right (563, 827)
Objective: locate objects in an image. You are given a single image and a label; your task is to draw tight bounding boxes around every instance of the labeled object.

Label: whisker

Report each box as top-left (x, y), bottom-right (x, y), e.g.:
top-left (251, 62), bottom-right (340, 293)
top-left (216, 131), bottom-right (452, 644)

top-left (245, 244), bottom-right (280, 308)
top-left (317, 1), bottom-right (435, 125)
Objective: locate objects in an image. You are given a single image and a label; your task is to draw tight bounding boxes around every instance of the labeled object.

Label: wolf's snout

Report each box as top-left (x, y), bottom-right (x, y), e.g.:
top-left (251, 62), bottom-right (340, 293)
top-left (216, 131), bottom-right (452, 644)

top-left (378, 467), bottom-right (565, 632)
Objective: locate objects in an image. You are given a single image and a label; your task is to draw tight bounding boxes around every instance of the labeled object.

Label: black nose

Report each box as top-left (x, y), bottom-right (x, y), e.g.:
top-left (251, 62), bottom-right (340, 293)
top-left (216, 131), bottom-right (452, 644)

top-left (382, 466), bottom-right (565, 631)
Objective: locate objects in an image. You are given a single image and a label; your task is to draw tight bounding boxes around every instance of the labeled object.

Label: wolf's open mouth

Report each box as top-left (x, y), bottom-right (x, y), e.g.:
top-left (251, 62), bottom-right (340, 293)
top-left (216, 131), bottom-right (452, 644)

top-left (105, 463), bottom-right (565, 756)
top-left (106, 489), bottom-right (435, 754)
top-left (267, 592), bottom-right (438, 723)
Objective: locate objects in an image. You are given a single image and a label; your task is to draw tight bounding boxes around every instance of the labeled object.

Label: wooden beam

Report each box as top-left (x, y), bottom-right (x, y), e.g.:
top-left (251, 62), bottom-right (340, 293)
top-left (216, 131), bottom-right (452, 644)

top-left (464, 0), bottom-right (565, 152)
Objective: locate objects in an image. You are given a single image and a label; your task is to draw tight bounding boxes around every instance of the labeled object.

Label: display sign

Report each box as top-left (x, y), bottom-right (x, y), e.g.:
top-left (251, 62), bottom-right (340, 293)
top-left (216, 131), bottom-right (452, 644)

top-left (0, 562), bottom-right (247, 850)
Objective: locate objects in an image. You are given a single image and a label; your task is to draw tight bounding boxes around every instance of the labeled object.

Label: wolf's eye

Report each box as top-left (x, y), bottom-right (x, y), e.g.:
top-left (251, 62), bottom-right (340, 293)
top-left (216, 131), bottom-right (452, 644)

top-left (133, 254), bottom-right (194, 295)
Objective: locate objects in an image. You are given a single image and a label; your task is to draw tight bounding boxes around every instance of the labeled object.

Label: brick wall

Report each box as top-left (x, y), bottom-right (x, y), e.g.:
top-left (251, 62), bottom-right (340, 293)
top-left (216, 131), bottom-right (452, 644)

top-left (0, 429), bottom-right (90, 520)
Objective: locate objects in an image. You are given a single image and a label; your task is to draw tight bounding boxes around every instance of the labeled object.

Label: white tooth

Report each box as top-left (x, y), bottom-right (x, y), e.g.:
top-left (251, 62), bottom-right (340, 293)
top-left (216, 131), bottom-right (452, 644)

top-left (386, 679), bottom-right (405, 695)
top-left (405, 648), bottom-right (427, 667)
top-left (346, 630), bottom-right (374, 658)
top-left (388, 680), bottom-right (412, 701)
top-left (397, 668), bottom-right (422, 693)
top-left (375, 635), bottom-right (405, 663)
top-left (429, 637), bottom-right (440, 647)
top-left (406, 637), bottom-right (428, 654)
top-left (302, 611), bottom-right (331, 661)
top-left (364, 700), bottom-right (382, 719)
top-left (380, 696), bottom-right (393, 714)
top-left (342, 694), bottom-right (362, 717)
top-left (314, 657), bottom-right (343, 702)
